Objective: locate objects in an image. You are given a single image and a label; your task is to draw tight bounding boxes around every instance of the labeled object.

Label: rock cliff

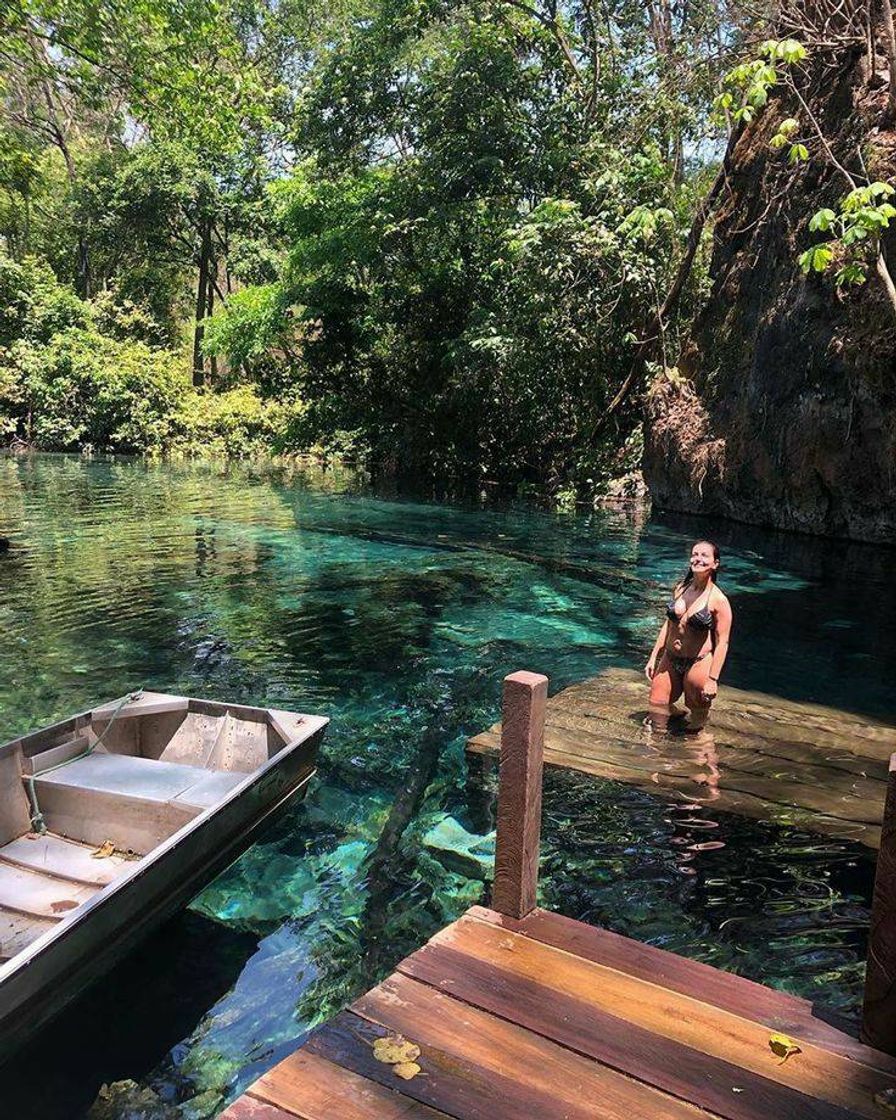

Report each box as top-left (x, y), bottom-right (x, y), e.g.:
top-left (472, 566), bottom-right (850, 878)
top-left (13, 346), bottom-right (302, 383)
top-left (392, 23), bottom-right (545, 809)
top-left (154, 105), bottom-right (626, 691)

top-left (644, 29), bottom-right (896, 543)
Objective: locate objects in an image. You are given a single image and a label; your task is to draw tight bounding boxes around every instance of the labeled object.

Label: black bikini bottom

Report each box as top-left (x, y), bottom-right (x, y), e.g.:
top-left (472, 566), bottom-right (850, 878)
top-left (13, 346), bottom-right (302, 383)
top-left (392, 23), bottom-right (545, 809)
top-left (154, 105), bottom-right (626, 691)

top-left (666, 651), bottom-right (709, 677)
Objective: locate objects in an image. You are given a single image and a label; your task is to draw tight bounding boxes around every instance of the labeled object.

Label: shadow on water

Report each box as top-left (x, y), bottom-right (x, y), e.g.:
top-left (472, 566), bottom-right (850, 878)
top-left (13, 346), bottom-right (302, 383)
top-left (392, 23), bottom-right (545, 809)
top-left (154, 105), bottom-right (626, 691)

top-left (0, 912), bottom-right (257, 1120)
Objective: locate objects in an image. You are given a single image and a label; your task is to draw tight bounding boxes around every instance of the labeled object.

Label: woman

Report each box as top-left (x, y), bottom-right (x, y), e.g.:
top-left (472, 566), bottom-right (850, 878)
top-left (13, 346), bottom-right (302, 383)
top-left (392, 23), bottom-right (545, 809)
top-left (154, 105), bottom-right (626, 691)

top-left (645, 540), bottom-right (732, 729)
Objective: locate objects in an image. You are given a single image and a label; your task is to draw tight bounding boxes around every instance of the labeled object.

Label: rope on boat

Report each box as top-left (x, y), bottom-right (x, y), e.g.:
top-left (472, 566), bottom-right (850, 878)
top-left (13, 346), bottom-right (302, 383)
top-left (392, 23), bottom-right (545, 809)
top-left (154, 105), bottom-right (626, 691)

top-left (25, 688), bottom-right (144, 834)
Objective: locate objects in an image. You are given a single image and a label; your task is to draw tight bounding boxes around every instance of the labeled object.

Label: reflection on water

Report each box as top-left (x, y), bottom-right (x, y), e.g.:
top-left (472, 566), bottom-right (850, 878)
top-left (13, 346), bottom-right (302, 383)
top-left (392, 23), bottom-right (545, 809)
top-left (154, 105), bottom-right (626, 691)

top-left (0, 455), bottom-right (888, 1118)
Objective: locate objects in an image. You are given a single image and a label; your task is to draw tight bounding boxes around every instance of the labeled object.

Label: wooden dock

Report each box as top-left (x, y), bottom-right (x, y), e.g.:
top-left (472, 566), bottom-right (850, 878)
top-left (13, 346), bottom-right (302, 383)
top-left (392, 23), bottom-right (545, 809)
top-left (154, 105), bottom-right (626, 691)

top-left (222, 901), bottom-right (896, 1120)
top-left (221, 670), bottom-right (896, 1120)
top-left (467, 668), bottom-right (896, 847)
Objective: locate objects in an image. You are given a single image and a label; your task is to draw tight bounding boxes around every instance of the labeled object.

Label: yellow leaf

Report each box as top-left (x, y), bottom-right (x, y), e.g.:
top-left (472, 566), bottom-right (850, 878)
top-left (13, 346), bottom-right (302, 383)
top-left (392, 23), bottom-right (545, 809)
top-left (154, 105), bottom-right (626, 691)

top-left (372, 1036), bottom-right (420, 1065)
top-left (393, 1062), bottom-right (421, 1080)
top-left (768, 1033), bottom-right (801, 1063)
top-left (92, 840), bottom-right (115, 859)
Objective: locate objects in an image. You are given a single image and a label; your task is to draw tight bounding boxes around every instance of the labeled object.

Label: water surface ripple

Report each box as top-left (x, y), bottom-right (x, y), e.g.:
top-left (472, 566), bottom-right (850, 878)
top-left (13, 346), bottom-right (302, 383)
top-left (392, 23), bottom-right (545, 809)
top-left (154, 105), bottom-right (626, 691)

top-left (0, 455), bottom-right (890, 1119)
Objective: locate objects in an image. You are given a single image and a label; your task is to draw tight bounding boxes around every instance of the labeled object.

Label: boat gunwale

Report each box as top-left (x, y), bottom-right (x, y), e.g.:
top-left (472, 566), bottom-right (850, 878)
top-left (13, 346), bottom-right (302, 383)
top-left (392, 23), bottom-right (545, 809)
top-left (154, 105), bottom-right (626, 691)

top-left (0, 695), bottom-right (328, 983)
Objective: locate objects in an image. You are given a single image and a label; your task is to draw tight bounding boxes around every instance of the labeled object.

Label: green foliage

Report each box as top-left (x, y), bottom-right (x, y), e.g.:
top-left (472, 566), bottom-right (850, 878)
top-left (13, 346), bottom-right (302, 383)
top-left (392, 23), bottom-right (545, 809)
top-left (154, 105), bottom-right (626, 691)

top-left (798, 184), bottom-right (896, 286)
top-left (172, 385), bottom-right (305, 456)
top-left (0, 253), bottom-right (296, 454)
top-left (0, 0), bottom-right (767, 489)
top-left (206, 2), bottom-right (695, 488)
top-left (714, 40), bottom-right (808, 128)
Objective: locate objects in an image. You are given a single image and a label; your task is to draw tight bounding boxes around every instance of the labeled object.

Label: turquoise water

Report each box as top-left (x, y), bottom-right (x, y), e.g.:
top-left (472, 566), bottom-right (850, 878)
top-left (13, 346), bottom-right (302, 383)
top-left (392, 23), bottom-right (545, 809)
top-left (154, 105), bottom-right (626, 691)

top-left (0, 455), bottom-right (890, 1119)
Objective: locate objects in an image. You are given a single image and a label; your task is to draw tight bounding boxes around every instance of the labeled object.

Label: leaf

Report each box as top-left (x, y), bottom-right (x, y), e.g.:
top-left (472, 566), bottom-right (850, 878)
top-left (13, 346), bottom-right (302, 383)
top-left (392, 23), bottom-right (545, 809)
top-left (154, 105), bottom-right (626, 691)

top-left (393, 1062), bottom-right (422, 1080)
top-left (778, 117), bottom-right (800, 136)
top-left (788, 143), bottom-right (809, 164)
top-left (842, 224), bottom-right (869, 245)
top-left (92, 839), bottom-right (116, 859)
top-left (808, 208), bottom-right (836, 232)
top-left (836, 263), bottom-right (867, 286)
top-left (798, 244), bottom-right (833, 273)
top-left (748, 84), bottom-right (768, 108)
top-left (769, 1033), bottom-right (802, 1063)
top-left (777, 39), bottom-right (808, 64)
top-left (373, 1036), bottom-right (421, 1065)
top-left (769, 133), bottom-right (788, 150)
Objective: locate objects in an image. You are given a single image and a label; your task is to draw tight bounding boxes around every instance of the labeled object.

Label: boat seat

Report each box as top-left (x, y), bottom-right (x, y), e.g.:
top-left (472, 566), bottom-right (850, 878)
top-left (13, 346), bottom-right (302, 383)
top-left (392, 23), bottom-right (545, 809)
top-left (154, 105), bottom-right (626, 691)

top-left (29, 754), bottom-right (245, 853)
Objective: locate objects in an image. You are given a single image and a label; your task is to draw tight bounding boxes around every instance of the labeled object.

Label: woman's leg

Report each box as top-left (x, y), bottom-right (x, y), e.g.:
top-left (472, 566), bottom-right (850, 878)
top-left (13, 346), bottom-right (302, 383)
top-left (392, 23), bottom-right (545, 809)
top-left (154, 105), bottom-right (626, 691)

top-left (683, 654), bottom-right (713, 729)
top-left (649, 653), bottom-right (684, 728)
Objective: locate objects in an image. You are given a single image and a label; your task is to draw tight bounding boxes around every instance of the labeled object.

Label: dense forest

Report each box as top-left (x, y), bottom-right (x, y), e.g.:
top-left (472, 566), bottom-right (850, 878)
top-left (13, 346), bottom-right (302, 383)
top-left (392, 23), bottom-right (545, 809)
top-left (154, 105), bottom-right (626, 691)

top-left (1, 0), bottom-right (894, 504)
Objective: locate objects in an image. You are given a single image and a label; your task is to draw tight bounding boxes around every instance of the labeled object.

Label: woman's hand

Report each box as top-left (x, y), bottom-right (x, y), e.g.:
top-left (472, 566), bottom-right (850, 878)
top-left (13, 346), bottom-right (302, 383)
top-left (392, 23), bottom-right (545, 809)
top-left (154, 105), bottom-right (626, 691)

top-left (645, 658), bottom-right (656, 681)
top-left (701, 678), bottom-right (718, 703)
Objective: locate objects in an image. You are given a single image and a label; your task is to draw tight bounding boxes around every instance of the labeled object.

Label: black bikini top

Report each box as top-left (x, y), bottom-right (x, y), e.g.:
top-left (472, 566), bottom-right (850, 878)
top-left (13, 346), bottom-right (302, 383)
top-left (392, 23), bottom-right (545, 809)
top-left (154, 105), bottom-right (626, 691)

top-left (666, 585), bottom-right (714, 631)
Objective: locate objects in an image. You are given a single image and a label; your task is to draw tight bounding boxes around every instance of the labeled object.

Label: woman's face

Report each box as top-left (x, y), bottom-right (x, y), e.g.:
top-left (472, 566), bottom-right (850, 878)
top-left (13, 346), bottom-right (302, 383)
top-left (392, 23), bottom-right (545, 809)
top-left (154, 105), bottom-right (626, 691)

top-left (689, 541), bottom-right (718, 577)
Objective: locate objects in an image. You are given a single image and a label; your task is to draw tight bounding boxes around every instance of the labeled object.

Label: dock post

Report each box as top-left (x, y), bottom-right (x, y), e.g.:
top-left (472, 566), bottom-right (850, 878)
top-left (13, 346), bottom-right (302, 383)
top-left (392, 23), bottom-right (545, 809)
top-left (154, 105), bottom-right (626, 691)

top-left (862, 751), bottom-right (896, 1054)
top-left (492, 670), bottom-right (548, 919)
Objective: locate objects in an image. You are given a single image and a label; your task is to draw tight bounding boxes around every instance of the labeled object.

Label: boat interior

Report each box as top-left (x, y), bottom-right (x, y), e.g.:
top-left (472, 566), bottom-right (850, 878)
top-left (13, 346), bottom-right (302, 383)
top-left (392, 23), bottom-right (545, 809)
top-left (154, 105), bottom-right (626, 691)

top-left (0, 692), bottom-right (309, 964)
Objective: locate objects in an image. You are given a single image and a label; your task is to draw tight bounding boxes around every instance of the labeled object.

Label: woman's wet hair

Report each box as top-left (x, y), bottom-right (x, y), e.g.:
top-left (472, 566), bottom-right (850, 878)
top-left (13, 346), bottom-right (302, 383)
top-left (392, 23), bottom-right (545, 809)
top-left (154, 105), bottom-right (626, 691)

top-left (679, 540), bottom-right (720, 591)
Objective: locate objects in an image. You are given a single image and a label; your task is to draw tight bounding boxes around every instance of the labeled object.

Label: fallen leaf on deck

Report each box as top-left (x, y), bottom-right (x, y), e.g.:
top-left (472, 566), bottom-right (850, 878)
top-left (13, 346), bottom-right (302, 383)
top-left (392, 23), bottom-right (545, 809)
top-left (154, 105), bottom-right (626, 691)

top-left (92, 840), bottom-right (115, 859)
top-left (768, 1033), bottom-right (801, 1064)
top-left (393, 1062), bottom-right (422, 1080)
top-left (874, 1087), bottom-right (896, 1111)
top-left (372, 1036), bottom-right (420, 1065)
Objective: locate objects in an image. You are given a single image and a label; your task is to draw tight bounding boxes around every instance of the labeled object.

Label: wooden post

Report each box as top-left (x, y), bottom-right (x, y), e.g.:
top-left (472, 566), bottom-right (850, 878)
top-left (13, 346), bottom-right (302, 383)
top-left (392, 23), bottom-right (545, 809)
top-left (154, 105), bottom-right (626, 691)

top-left (862, 752), bottom-right (896, 1054)
top-left (492, 670), bottom-right (548, 920)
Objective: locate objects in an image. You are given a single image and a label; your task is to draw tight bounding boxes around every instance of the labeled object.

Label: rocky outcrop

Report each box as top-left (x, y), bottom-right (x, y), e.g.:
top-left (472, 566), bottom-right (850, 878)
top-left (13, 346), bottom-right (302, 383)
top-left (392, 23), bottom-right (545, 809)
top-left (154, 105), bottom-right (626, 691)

top-left (644, 33), bottom-right (896, 543)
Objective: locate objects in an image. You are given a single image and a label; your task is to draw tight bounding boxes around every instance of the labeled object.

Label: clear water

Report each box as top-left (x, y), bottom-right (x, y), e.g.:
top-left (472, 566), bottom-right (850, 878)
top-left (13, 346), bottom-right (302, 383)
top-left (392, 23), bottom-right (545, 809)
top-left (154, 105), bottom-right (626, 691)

top-left (0, 455), bottom-right (890, 1119)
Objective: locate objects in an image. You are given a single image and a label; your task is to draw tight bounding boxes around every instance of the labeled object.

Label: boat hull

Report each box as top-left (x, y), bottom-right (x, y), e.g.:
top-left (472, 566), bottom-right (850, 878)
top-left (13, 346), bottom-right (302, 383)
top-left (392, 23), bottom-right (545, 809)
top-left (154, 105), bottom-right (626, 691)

top-left (0, 715), bottom-right (324, 1057)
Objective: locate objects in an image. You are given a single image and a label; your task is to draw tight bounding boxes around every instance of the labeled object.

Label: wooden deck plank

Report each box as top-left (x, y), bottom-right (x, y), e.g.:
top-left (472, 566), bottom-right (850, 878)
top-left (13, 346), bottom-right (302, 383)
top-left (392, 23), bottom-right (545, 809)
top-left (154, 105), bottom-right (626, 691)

top-left (467, 906), bottom-right (896, 1071)
top-left (466, 668), bottom-right (896, 846)
top-left (396, 936), bottom-right (858, 1120)
top-left (252, 1050), bottom-right (449, 1120)
top-left (345, 973), bottom-right (720, 1120)
top-left (224, 902), bottom-right (896, 1120)
top-left (220, 1098), bottom-right (299, 1120)
top-left (306, 1010), bottom-right (586, 1120)
top-left (425, 914), bottom-right (894, 1117)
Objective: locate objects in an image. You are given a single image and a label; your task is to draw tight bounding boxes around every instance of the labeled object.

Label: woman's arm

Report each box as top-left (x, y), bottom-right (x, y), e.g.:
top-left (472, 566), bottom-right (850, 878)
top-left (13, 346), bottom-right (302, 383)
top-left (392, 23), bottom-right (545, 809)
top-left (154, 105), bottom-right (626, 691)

top-left (704, 597), bottom-right (732, 696)
top-left (645, 620), bottom-right (669, 679)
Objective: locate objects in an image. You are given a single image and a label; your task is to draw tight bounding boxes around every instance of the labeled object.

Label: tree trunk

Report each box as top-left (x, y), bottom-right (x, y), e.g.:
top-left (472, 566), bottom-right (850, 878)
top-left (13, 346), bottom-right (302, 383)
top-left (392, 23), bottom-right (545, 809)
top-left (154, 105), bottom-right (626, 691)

top-left (26, 23), bottom-right (90, 296)
top-left (881, 0), bottom-right (896, 123)
top-left (207, 263), bottom-right (218, 384)
top-left (192, 224), bottom-right (212, 388)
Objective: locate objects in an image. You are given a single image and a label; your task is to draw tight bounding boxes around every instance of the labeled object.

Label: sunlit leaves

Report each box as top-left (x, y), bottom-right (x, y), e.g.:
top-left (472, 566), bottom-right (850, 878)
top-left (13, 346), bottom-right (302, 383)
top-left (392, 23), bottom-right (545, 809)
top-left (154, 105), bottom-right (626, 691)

top-left (808, 208), bottom-right (836, 232)
top-left (798, 182), bottom-right (895, 288)
top-left (798, 244), bottom-right (833, 273)
top-left (715, 39), bottom-right (807, 134)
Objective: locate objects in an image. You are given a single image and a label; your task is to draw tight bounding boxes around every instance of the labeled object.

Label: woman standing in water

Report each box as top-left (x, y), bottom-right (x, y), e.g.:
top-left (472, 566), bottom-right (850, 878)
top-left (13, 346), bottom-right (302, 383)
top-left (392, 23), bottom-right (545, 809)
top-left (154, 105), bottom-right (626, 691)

top-left (645, 540), bottom-right (732, 728)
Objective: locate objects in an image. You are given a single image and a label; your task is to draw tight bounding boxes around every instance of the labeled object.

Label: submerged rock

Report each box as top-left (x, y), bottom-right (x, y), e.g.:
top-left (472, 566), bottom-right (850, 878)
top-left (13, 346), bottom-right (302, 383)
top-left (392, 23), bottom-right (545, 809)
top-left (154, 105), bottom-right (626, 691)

top-left (88, 1080), bottom-right (178, 1120)
top-left (421, 815), bottom-right (494, 880)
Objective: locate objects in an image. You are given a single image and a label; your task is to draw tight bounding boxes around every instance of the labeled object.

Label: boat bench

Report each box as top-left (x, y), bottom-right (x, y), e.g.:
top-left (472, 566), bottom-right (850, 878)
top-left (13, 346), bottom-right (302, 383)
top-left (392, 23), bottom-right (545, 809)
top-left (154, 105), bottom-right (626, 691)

top-left (29, 754), bottom-right (246, 853)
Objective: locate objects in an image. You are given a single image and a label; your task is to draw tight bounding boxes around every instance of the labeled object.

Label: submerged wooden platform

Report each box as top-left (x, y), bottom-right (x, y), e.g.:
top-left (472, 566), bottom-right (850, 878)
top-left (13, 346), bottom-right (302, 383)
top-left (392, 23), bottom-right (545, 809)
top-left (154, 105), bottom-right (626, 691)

top-left (222, 903), bottom-right (896, 1120)
top-left (467, 668), bottom-right (896, 848)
